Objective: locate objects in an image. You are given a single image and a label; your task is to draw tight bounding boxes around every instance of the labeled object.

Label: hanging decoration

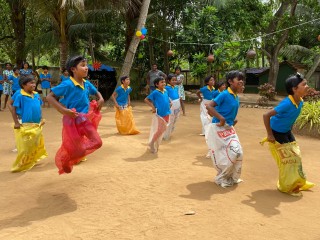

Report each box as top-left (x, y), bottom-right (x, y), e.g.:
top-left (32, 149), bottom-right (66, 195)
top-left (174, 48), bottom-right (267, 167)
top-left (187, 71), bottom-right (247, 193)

top-left (136, 27), bottom-right (148, 40)
top-left (92, 61), bottom-right (102, 70)
top-left (317, 35), bottom-right (320, 41)
top-left (207, 44), bottom-right (214, 63)
top-left (167, 50), bottom-right (174, 57)
top-left (246, 49), bottom-right (256, 59)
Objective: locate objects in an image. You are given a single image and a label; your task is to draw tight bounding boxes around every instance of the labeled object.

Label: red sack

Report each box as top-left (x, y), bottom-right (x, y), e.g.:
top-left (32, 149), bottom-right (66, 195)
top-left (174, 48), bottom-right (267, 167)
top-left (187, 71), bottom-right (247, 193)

top-left (55, 100), bottom-right (103, 174)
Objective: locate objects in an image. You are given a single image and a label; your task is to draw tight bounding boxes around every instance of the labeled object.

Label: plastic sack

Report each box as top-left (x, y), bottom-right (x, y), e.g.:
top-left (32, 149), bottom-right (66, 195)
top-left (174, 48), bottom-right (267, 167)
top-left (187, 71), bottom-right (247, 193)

top-left (200, 99), bottom-right (212, 135)
top-left (206, 123), bottom-right (243, 187)
top-left (163, 99), bottom-right (181, 140)
top-left (12, 123), bottom-right (48, 172)
top-left (261, 138), bottom-right (314, 195)
top-left (115, 106), bottom-right (140, 135)
top-left (148, 114), bottom-right (168, 153)
top-left (55, 100), bottom-right (103, 174)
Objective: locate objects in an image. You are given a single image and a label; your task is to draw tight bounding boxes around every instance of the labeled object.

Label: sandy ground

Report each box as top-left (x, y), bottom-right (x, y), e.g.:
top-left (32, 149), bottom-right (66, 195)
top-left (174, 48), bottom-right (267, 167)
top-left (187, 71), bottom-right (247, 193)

top-left (0, 100), bottom-right (319, 240)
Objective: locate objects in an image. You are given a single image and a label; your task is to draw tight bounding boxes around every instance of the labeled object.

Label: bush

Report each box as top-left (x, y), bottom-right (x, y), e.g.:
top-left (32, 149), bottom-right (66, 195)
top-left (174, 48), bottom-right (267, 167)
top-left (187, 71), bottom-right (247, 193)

top-left (303, 87), bottom-right (320, 102)
top-left (294, 101), bottom-right (320, 137)
top-left (258, 83), bottom-right (277, 100)
top-left (257, 96), bottom-right (269, 106)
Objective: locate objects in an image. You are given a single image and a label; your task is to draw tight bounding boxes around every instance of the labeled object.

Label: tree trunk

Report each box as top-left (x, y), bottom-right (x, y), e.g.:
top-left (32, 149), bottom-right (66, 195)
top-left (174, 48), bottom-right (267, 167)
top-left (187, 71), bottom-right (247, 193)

top-left (59, 7), bottom-right (68, 70)
top-left (120, 0), bottom-right (151, 80)
top-left (8, 0), bottom-right (26, 67)
top-left (305, 54), bottom-right (320, 80)
top-left (59, 41), bottom-right (68, 70)
top-left (268, 55), bottom-right (280, 86)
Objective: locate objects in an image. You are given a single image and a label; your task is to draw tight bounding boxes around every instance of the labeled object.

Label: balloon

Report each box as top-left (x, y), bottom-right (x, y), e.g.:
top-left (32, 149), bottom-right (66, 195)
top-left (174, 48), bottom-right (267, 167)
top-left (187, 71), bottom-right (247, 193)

top-left (141, 27), bottom-right (148, 35)
top-left (318, 35), bottom-right (320, 41)
top-left (246, 49), bottom-right (256, 59)
top-left (136, 31), bottom-right (142, 37)
top-left (140, 35), bottom-right (145, 40)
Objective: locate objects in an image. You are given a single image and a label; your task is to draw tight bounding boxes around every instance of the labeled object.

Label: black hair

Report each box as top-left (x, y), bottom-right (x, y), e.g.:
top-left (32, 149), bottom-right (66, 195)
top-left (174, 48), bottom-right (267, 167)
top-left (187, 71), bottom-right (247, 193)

top-left (5, 63), bottom-right (12, 67)
top-left (166, 74), bottom-right (176, 84)
top-left (175, 66), bottom-right (181, 72)
top-left (204, 75), bottom-right (214, 85)
top-left (285, 73), bottom-right (304, 95)
top-left (62, 68), bottom-right (68, 73)
top-left (19, 74), bottom-right (34, 88)
top-left (154, 76), bottom-right (164, 87)
top-left (13, 67), bottom-right (19, 72)
top-left (225, 70), bottom-right (244, 87)
top-left (42, 66), bottom-right (48, 70)
top-left (152, 63), bottom-right (157, 66)
top-left (120, 76), bottom-right (129, 84)
top-left (23, 62), bottom-right (30, 68)
top-left (214, 81), bottom-right (226, 89)
top-left (66, 55), bottom-right (86, 77)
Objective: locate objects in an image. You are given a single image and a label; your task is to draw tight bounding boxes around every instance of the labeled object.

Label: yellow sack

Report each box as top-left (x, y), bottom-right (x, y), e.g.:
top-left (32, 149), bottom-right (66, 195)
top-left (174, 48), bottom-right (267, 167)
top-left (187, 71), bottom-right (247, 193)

top-left (12, 123), bottom-right (48, 172)
top-left (261, 138), bottom-right (314, 194)
top-left (115, 106), bottom-right (140, 135)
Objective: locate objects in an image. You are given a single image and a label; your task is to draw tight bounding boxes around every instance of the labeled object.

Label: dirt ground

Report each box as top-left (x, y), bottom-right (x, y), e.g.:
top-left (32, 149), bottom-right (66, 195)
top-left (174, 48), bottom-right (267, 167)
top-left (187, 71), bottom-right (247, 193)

top-left (0, 100), bottom-right (319, 240)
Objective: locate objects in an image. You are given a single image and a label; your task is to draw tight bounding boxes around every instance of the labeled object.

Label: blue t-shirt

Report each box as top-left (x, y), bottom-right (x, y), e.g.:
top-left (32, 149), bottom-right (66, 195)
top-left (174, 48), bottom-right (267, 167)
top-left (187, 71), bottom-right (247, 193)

top-left (212, 89), bottom-right (221, 99)
top-left (147, 89), bottom-right (171, 117)
top-left (13, 89), bottom-right (42, 123)
top-left (60, 75), bottom-right (70, 82)
top-left (9, 74), bottom-right (21, 91)
top-left (51, 77), bottom-right (98, 113)
top-left (0, 75), bottom-right (3, 91)
top-left (115, 85), bottom-right (132, 106)
top-left (212, 88), bottom-right (240, 126)
top-left (270, 96), bottom-right (303, 133)
top-left (40, 73), bottom-right (51, 89)
top-left (20, 68), bottom-right (33, 75)
top-left (200, 86), bottom-right (215, 100)
top-left (165, 85), bottom-right (179, 101)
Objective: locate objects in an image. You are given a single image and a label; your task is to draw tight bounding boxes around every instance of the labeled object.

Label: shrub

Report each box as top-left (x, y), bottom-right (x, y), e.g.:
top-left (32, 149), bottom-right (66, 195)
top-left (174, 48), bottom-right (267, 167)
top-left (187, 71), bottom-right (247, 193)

top-left (257, 96), bottom-right (269, 106)
top-left (303, 87), bottom-right (320, 102)
top-left (258, 83), bottom-right (277, 100)
top-left (294, 101), bottom-right (320, 136)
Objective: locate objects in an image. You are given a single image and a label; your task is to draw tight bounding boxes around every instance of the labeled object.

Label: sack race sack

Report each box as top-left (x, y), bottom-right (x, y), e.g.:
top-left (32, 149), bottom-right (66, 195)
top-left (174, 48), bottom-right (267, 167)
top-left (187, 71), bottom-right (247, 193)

top-left (163, 99), bottom-right (180, 140)
top-left (115, 106), bottom-right (140, 135)
top-left (148, 114), bottom-right (168, 153)
top-left (261, 138), bottom-right (314, 195)
top-left (55, 101), bottom-right (102, 174)
top-left (206, 123), bottom-right (243, 187)
top-left (12, 123), bottom-right (47, 172)
top-left (200, 99), bottom-right (212, 135)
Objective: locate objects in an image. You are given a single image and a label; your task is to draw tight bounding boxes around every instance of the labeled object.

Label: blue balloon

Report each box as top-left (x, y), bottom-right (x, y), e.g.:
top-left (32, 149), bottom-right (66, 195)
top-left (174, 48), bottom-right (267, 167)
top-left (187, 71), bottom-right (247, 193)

top-left (141, 27), bottom-right (148, 35)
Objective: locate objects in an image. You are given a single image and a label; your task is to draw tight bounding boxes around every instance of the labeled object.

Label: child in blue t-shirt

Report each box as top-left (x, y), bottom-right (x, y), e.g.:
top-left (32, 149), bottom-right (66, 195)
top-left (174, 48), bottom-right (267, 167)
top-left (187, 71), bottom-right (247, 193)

top-left (163, 74), bottom-right (181, 140)
top-left (197, 75), bottom-right (215, 136)
top-left (46, 55), bottom-right (104, 174)
top-left (206, 70), bottom-right (245, 188)
top-left (144, 77), bottom-right (171, 153)
top-left (9, 67), bottom-right (21, 95)
top-left (39, 66), bottom-right (52, 108)
top-left (8, 74), bottom-right (47, 172)
top-left (263, 73), bottom-right (315, 196)
top-left (60, 68), bottom-right (70, 82)
top-left (111, 76), bottom-right (139, 135)
top-left (213, 81), bottom-right (226, 99)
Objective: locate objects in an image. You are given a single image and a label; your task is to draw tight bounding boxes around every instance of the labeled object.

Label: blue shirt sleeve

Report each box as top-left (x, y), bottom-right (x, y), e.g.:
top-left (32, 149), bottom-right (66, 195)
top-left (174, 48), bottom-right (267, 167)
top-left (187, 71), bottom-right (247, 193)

top-left (87, 81), bottom-right (98, 95)
top-left (213, 91), bottom-right (224, 105)
top-left (147, 91), bottom-right (155, 102)
top-left (51, 80), bottom-right (70, 97)
top-left (274, 99), bottom-right (288, 115)
top-left (13, 93), bottom-right (22, 108)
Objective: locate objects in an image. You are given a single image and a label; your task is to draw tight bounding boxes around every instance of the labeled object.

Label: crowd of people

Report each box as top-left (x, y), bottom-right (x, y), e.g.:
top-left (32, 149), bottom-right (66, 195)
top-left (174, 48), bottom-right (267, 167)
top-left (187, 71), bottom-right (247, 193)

top-left (0, 56), bottom-right (315, 196)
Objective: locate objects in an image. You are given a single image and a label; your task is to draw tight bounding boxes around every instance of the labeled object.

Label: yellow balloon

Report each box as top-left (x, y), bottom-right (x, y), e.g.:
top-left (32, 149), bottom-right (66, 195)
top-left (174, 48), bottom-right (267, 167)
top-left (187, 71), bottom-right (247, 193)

top-left (136, 31), bottom-right (142, 37)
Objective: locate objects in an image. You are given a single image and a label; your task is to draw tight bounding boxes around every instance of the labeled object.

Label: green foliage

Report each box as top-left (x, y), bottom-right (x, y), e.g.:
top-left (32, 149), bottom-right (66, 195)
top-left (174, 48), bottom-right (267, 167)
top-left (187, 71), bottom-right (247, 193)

top-left (258, 83), bottom-right (277, 100)
top-left (295, 101), bottom-right (320, 134)
top-left (190, 53), bottom-right (208, 83)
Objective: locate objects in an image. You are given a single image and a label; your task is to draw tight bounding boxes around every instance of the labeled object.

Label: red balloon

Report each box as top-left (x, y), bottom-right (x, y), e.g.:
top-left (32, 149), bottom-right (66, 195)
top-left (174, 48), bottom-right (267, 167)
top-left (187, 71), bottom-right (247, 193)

top-left (207, 54), bottom-right (214, 63)
top-left (167, 50), bottom-right (174, 57)
top-left (140, 35), bottom-right (145, 40)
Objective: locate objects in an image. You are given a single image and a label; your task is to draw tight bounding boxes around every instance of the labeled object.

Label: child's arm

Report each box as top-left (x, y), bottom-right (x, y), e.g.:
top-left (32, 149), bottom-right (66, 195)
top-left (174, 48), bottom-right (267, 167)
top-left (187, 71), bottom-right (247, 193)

top-left (263, 109), bottom-right (277, 143)
top-left (95, 91), bottom-right (104, 110)
top-left (144, 97), bottom-right (156, 113)
top-left (128, 95), bottom-right (131, 106)
top-left (8, 100), bottom-right (21, 129)
top-left (111, 92), bottom-right (120, 108)
top-left (206, 101), bottom-right (225, 126)
top-left (46, 92), bottom-right (78, 117)
top-left (196, 90), bottom-right (202, 102)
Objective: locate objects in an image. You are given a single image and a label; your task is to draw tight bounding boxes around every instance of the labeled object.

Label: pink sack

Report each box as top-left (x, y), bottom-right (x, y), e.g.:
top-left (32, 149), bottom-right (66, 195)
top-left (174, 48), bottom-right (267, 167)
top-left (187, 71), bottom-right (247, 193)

top-left (55, 101), bottom-right (103, 174)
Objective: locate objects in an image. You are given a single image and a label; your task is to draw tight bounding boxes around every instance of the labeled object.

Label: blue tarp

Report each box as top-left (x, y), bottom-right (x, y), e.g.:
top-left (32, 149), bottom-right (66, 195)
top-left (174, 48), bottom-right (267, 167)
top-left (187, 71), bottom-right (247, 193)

top-left (88, 64), bottom-right (115, 72)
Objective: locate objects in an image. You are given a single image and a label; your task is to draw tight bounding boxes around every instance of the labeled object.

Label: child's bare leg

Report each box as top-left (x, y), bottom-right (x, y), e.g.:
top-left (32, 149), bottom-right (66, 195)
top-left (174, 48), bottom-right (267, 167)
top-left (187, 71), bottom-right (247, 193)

top-left (3, 95), bottom-right (9, 109)
top-left (180, 99), bottom-right (185, 115)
